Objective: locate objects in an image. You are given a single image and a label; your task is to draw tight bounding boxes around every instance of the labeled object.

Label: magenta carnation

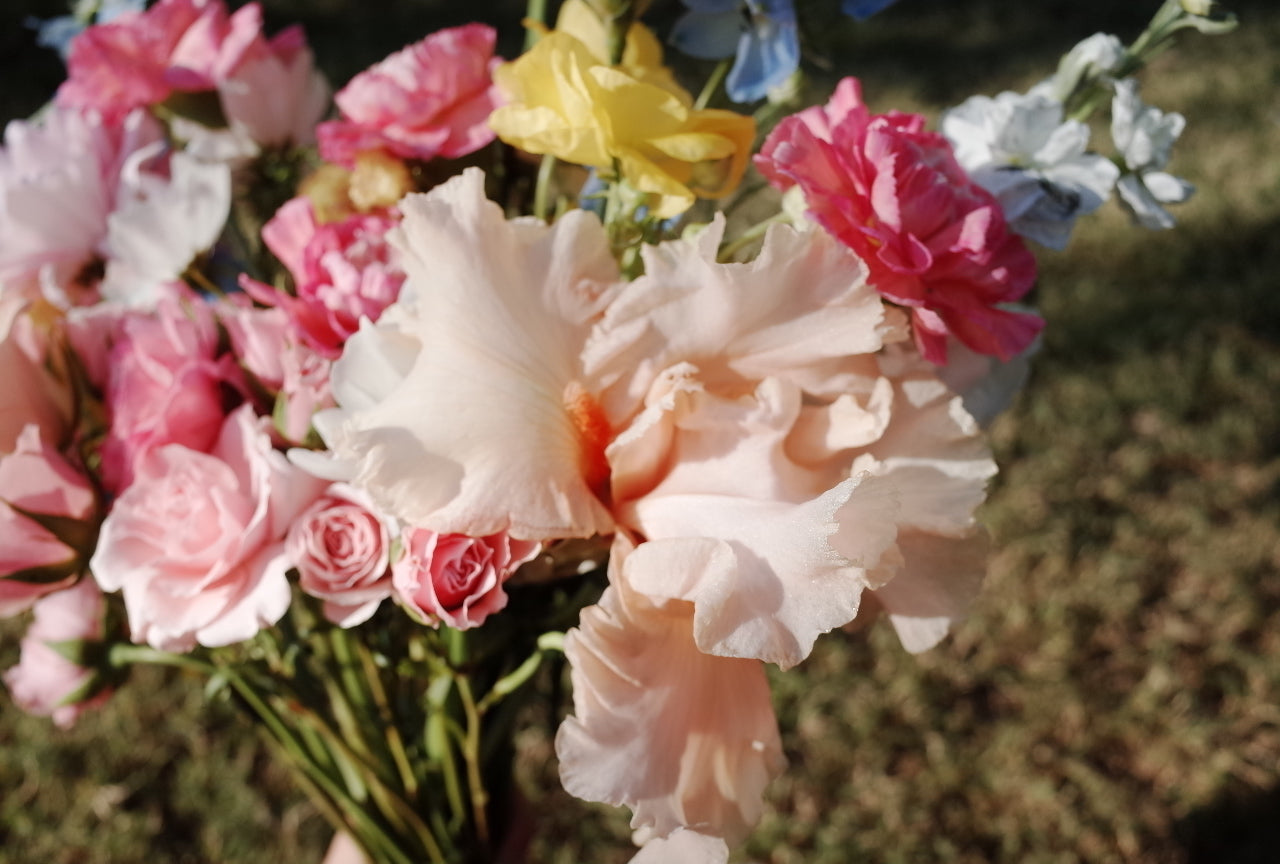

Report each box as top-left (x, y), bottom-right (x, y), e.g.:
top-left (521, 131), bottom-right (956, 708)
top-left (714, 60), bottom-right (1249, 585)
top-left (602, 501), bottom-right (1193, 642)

top-left (317, 24), bottom-right (503, 167)
top-left (755, 77), bottom-right (1042, 364)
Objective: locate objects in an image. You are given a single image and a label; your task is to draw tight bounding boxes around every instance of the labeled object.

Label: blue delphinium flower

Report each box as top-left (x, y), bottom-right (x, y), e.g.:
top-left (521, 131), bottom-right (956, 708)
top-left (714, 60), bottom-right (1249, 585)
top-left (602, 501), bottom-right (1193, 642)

top-left (841, 0), bottom-right (902, 20)
top-left (670, 0), bottom-right (800, 104)
top-left (27, 0), bottom-right (147, 61)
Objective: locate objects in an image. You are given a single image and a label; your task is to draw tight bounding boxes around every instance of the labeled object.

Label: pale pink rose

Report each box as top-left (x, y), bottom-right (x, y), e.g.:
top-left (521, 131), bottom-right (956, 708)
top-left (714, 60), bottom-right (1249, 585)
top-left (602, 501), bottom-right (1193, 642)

top-left (3, 579), bottom-right (112, 729)
top-left (241, 196), bottom-right (405, 358)
top-left (317, 24), bottom-right (502, 167)
top-left (557, 536), bottom-right (784, 852)
top-left (0, 426), bottom-right (98, 617)
top-left (99, 291), bottom-right (241, 493)
top-left (56, 0), bottom-right (216, 122)
top-left (315, 168), bottom-right (621, 541)
top-left (90, 404), bottom-right (327, 651)
top-left (220, 301), bottom-right (335, 443)
top-left (287, 484), bottom-right (392, 627)
top-left (755, 77), bottom-right (1042, 364)
top-left (0, 298), bottom-right (74, 455)
top-left (0, 106), bottom-right (162, 307)
top-left (391, 527), bottom-right (538, 630)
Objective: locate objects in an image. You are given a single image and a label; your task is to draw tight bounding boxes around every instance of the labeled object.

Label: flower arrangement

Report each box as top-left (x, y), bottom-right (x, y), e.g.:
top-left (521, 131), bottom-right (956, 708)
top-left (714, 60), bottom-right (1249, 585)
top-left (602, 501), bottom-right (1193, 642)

top-left (0, 0), bottom-right (1238, 861)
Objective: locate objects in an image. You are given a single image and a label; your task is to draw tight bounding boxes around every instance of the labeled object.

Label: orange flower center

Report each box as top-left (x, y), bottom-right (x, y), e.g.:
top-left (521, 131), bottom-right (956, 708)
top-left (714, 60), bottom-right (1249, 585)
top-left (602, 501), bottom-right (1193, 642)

top-left (563, 381), bottom-right (612, 504)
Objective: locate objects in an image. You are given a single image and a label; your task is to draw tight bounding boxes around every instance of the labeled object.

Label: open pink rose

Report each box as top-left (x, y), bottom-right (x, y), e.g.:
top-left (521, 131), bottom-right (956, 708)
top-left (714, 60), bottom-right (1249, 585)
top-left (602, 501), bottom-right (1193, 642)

top-left (3, 579), bottom-right (111, 729)
top-left (287, 484), bottom-right (392, 627)
top-left (756, 77), bottom-right (1041, 364)
top-left (90, 404), bottom-right (327, 651)
top-left (0, 426), bottom-right (98, 618)
top-left (392, 528), bottom-right (539, 630)
top-left (317, 24), bottom-right (502, 167)
top-left (99, 291), bottom-right (242, 493)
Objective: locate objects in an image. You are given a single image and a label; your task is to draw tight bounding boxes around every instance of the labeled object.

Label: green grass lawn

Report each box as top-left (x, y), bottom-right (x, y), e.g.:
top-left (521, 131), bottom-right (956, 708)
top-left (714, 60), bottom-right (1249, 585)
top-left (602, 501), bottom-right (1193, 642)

top-left (3, 0), bottom-right (1279, 861)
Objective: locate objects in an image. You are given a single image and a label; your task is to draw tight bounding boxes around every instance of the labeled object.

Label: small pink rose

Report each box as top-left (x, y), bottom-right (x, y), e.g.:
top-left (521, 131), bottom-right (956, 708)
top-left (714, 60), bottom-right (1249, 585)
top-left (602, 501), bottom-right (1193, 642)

top-left (0, 425), bottom-right (97, 618)
top-left (392, 528), bottom-right (539, 630)
top-left (288, 484), bottom-right (392, 627)
top-left (3, 579), bottom-right (111, 729)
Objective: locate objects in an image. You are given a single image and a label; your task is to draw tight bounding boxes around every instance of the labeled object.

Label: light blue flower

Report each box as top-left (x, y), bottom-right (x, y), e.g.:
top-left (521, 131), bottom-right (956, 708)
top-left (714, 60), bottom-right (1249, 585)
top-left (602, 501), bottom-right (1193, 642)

top-left (841, 0), bottom-right (902, 20)
top-left (670, 0), bottom-right (800, 104)
top-left (27, 0), bottom-right (146, 61)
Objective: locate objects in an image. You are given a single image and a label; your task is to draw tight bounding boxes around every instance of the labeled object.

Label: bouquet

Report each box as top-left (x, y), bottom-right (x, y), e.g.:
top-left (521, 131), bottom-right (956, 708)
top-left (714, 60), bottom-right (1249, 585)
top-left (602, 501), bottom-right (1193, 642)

top-left (0, 0), bottom-right (1238, 861)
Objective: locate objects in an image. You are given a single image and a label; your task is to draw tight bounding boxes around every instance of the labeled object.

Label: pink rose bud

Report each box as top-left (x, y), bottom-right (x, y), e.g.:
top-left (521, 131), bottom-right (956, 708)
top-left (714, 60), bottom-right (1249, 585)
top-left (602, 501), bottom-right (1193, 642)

top-left (0, 425), bottom-right (98, 618)
top-left (3, 579), bottom-right (112, 729)
top-left (287, 484), bottom-right (392, 627)
top-left (392, 528), bottom-right (539, 631)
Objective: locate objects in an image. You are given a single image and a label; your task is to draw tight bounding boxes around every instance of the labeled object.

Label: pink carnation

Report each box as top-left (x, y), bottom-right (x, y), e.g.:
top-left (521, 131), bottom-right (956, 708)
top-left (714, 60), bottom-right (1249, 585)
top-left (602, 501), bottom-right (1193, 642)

top-left (240, 197), bottom-right (405, 358)
top-left (287, 485), bottom-right (392, 627)
top-left (0, 426), bottom-right (98, 618)
top-left (90, 405), bottom-right (327, 651)
top-left (755, 77), bottom-right (1042, 364)
top-left (317, 24), bottom-right (502, 167)
top-left (98, 292), bottom-right (242, 493)
top-left (3, 579), bottom-right (112, 729)
top-left (392, 528), bottom-right (539, 630)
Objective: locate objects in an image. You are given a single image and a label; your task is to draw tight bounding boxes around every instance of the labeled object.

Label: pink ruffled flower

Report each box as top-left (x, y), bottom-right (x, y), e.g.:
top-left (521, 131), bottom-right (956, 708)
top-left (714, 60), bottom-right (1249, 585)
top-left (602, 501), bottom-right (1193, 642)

top-left (0, 426), bottom-right (98, 618)
top-left (3, 579), bottom-right (112, 729)
top-left (756, 77), bottom-right (1042, 364)
top-left (392, 527), bottom-right (539, 630)
top-left (90, 404), bottom-right (327, 651)
top-left (317, 24), bottom-right (502, 167)
top-left (287, 484), bottom-right (392, 627)
top-left (98, 291), bottom-right (242, 493)
top-left (240, 196), bottom-right (405, 359)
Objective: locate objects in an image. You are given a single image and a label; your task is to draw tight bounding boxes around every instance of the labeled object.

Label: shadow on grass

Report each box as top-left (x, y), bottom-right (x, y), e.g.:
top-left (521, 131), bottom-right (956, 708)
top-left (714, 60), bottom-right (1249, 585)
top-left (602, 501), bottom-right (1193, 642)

top-left (1176, 783), bottom-right (1280, 864)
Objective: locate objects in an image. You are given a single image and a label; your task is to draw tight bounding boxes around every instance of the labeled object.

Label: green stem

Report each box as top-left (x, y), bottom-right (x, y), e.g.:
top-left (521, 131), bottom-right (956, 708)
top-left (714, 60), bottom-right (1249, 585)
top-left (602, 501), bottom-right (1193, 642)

top-left (534, 153), bottom-right (557, 222)
top-left (717, 212), bottom-right (791, 262)
top-left (695, 58), bottom-right (732, 111)
top-left (454, 674), bottom-right (491, 852)
top-left (524, 0), bottom-right (549, 51)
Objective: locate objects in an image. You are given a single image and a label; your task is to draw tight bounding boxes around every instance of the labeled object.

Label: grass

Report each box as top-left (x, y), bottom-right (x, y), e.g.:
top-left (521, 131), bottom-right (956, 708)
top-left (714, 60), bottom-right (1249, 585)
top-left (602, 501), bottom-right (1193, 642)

top-left (3, 0), bottom-right (1279, 862)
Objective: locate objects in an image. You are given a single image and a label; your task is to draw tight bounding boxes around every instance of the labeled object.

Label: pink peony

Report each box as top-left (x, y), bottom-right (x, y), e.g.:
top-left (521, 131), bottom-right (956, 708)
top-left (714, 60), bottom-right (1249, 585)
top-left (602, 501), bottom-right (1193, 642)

top-left (98, 291), bottom-right (242, 493)
top-left (287, 484), bottom-right (392, 627)
top-left (241, 196), bottom-right (405, 359)
top-left (90, 404), bottom-right (327, 651)
top-left (392, 527), bottom-right (539, 630)
top-left (3, 579), bottom-right (112, 729)
top-left (317, 24), bottom-right (502, 167)
top-left (755, 77), bottom-right (1042, 364)
top-left (0, 426), bottom-right (98, 617)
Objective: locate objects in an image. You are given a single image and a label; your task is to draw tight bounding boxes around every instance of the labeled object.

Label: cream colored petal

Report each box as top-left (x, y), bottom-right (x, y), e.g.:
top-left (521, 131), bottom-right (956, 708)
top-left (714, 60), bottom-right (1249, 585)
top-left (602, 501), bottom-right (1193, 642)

top-left (874, 530), bottom-right (988, 653)
top-left (322, 169), bottom-right (620, 540)
top-left (629, 829), bottom-right (729, 863)
top-left (584, 219), bottom-right (895, 424)
top-left (557, 536), bottom-right (784, 846)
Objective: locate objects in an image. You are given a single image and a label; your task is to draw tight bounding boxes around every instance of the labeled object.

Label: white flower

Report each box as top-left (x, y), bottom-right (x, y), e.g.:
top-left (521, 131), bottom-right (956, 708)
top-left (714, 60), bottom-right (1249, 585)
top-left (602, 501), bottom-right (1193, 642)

top-left (1047, 32), bottom-right (1126, 102)
top-left (943, 90), bottom-right (1119, 249)
top-left (1110, 78), bottom-right (1194, 230)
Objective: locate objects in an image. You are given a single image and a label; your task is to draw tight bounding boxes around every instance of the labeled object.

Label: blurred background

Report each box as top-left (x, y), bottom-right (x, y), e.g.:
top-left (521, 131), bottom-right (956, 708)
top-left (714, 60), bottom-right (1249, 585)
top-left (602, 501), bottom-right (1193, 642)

top-left (1, 0), bottom-right (1278, 861)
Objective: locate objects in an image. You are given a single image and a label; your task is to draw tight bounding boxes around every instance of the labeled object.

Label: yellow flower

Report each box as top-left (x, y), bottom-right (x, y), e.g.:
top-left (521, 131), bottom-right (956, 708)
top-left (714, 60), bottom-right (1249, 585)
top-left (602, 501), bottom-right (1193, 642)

top-left (490, 4), bottom-right (754, 219)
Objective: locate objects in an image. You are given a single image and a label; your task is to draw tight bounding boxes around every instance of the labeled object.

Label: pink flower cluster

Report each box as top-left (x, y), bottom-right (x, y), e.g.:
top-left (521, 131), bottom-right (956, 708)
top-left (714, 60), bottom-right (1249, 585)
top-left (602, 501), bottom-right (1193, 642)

top-left (57, 0), bottom-right (328, 153)
top-left (756, 77), bottom-right (1043, 364)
